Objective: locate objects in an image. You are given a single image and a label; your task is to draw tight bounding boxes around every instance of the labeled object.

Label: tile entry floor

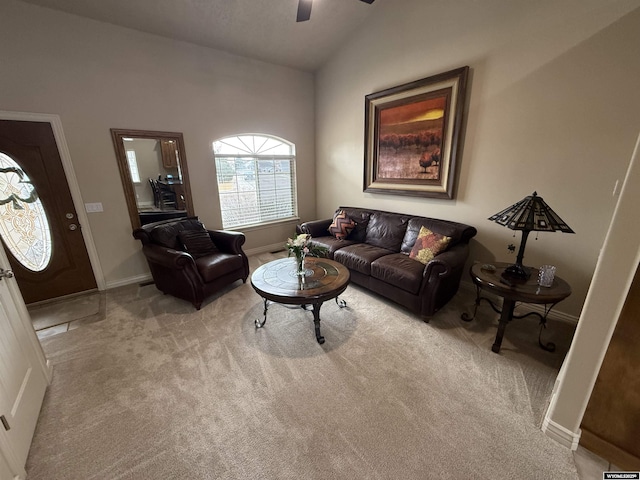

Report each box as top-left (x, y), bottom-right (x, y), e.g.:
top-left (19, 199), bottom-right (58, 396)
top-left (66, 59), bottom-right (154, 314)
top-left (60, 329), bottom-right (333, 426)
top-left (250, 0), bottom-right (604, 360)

top-left (29, 289), bottom-right (107, 340)
top-left (29, 282), bottom-right (619, 479)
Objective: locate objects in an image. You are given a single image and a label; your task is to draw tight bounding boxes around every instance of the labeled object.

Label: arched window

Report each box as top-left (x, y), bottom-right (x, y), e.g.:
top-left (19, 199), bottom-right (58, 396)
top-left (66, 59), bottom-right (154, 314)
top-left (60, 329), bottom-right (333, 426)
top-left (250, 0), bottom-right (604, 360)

top-left (213, 134), bottom-right (297, 229)
top-left (0, 152), bottom-right (52, 271)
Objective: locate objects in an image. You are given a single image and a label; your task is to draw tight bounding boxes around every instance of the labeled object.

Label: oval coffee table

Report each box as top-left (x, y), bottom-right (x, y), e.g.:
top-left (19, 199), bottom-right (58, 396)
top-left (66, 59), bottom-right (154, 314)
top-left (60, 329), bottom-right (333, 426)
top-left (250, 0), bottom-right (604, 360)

top-left (250, 257), bottom-right (350, 344)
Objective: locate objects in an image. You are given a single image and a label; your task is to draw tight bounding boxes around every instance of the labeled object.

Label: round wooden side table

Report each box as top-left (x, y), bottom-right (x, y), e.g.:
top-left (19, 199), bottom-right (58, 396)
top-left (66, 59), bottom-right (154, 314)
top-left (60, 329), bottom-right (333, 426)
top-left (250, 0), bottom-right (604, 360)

top-left (462, 262), bottom-right (571, 353)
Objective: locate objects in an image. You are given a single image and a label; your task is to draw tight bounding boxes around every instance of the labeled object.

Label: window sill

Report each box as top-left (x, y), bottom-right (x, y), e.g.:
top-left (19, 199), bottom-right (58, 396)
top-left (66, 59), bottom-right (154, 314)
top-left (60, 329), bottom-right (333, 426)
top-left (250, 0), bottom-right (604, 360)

top-left (227, 217), bottom-right (300, 233)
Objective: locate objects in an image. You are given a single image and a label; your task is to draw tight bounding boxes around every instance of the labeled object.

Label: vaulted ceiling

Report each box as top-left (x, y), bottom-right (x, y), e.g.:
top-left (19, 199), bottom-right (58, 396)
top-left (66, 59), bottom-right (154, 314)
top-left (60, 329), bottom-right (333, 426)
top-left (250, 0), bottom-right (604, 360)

top-left (18, 0), bottom-right (381, 71)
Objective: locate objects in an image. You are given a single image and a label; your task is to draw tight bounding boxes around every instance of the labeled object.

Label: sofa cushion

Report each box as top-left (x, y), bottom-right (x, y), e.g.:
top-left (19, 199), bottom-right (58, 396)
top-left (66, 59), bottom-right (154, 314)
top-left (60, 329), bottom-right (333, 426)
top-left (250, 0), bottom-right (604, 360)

top-left (327, 210), bottom-right (356, 239)
top-left (334, 244), bottom-right (393, 276)
top-left (401, 217), bottom-right (464, 254)
top-left (370, 253), bottom-right (425, 295)
top-left (309, 236), bottom-right (357, 259)
top-left (339, 208), bottom-right (372, 243)
top-left (409, 226), bottom-right (451, 264)
top-left (195, 253), bottom-right (244, 283)
top-left (364, 212), bottom-right (410, 252)
top-left (178, 230), bottom-right (218, 258)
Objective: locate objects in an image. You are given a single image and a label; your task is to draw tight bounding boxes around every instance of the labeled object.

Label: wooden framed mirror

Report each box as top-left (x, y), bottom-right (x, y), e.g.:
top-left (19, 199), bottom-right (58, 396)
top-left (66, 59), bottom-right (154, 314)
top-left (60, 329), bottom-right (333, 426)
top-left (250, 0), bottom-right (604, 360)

top-left (111, 129), bottom-right (194, 230)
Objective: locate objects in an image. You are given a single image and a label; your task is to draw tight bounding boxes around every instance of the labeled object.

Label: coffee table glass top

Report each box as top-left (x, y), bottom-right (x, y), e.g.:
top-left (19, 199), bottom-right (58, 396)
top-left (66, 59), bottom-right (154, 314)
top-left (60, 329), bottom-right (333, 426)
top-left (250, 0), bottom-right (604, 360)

top-left (251, 257), bottom-right (350, 302)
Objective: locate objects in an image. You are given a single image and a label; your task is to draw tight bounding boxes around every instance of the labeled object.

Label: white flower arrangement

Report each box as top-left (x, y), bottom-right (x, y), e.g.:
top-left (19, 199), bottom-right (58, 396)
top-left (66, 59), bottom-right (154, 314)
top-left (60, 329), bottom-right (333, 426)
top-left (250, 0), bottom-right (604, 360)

top-left (285, 233), bottom-right (328, 259)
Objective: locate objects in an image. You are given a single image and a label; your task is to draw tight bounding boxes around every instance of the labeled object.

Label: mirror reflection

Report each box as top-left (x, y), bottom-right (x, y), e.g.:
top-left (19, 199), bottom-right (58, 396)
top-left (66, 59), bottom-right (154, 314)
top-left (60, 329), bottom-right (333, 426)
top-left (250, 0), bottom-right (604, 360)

top-left (111, 129), bottom-right (194, 229)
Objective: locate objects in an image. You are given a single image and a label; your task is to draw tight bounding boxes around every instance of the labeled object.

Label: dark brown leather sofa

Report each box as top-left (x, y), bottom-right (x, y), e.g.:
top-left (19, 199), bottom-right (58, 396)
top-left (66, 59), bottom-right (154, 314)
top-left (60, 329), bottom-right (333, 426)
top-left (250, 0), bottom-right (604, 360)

top-left (299, 207), bottom-right (477, 318)
top-left (133, 217), bottom-right (249, 309)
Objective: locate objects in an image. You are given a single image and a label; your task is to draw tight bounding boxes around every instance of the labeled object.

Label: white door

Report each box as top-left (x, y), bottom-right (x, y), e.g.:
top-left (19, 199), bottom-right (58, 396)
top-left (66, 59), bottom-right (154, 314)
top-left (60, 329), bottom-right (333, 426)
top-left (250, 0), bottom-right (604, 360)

top-left (0, 244), bottom-right (50, 479)
top-left (0, 448), bottom-right (16, 480)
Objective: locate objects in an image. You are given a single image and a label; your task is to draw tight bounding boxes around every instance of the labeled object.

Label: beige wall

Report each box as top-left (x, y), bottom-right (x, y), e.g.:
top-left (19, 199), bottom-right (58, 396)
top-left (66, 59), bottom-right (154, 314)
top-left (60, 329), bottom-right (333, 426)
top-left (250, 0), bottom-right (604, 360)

top-left (315, 0), bottom-right (640, 317)
top-left (0, 0), bottom-right (315, 286)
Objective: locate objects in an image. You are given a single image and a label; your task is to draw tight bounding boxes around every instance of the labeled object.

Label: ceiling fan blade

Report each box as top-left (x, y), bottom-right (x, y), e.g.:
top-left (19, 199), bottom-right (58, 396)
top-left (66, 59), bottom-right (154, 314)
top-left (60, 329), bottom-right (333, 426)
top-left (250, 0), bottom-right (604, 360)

top-left (360, 0), bottom-right (375, 4)
top-left (297, 0), bottom-right (312, 22)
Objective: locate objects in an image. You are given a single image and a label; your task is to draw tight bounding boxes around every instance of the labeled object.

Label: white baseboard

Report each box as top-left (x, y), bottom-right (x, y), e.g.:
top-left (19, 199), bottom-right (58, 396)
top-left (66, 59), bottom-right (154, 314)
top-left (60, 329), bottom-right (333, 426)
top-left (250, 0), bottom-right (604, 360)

top-left (244, 243), bottom-right (286, 256)
top-left (459, 280), bottom-right (579, 324)
top-left (542, 416), bottom-right (581, 450)
top-left (105, 273), bottom-right (153, 290)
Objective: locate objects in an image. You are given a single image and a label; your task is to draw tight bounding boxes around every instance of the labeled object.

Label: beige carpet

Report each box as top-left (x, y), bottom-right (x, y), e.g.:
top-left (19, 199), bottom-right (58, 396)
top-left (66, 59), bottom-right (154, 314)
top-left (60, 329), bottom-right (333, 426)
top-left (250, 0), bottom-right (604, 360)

top-left (26, 253), bottom-right (579, 479)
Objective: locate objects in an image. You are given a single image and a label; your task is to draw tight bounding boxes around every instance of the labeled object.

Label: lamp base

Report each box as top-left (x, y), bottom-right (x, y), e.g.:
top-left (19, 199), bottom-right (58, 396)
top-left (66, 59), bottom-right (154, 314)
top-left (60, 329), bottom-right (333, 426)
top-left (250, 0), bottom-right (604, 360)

top-left (502, 263), bottom-right (531, 281)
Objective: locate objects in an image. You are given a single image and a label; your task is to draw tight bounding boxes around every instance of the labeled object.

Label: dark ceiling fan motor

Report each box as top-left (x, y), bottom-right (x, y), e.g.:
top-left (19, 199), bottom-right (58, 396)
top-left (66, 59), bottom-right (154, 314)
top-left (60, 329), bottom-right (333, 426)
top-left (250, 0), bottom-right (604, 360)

top-left (297, 0), bottom-right (375, 22)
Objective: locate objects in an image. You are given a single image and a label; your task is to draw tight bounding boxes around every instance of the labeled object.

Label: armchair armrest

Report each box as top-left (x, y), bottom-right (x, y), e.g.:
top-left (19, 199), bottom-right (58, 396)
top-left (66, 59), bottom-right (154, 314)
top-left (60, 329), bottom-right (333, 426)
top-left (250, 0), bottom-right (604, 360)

top-left (142, 245), bottom-right (196, 269)
top-left (208, 230), bottom-right (246, 254)
top-left (300, 219), bottom-right (332, 238)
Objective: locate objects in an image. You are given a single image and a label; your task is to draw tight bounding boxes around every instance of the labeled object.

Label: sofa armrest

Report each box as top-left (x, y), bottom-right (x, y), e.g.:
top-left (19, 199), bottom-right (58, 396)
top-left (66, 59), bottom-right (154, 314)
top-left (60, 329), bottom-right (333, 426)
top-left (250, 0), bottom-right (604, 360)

top-left (300, 219), bottom-right (332, 237)
top-left (422, 243), bottom-right (468, 279)
top-left (420, 243), bottom-right (470, 316)
top-left (208, 230), bottom-right (246, 254)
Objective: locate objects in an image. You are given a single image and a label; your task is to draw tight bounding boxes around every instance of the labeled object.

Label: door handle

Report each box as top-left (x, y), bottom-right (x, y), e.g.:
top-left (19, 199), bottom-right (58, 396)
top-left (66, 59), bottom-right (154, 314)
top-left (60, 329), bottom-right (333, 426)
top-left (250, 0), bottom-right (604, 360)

top-left (69, 224), bottom-right (78, 231)
top-left (1, 415), bottom-right (9, 431)
top-left (0, 268), bottom-right (13, 281)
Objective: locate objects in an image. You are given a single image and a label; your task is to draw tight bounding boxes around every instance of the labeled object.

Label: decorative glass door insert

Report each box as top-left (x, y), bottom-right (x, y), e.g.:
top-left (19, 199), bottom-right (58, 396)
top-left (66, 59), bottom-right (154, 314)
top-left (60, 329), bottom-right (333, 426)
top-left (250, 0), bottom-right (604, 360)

top-left (0, 152), bottom-right (52, 272)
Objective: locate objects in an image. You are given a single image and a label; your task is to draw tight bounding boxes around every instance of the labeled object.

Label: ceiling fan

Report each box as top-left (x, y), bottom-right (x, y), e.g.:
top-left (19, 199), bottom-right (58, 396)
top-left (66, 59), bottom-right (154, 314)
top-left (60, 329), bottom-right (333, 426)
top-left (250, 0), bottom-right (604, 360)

top-left (297, 0), bottom-right (375, 22)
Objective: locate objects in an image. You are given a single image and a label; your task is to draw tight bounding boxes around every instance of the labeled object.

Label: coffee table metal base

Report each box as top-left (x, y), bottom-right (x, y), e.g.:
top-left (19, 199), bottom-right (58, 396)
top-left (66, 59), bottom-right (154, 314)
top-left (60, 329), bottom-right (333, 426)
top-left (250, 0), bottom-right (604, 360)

top-left (255, 296), bottom-right (347, 344)
top-left (251, 257), bottom-right (351, 345)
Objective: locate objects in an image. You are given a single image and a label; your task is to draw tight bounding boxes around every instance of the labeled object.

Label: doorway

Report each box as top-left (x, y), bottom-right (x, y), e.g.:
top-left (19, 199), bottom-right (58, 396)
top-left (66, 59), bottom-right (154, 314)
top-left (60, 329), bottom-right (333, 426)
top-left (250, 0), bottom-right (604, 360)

top-left (0, 115), bottom-right (101, 305)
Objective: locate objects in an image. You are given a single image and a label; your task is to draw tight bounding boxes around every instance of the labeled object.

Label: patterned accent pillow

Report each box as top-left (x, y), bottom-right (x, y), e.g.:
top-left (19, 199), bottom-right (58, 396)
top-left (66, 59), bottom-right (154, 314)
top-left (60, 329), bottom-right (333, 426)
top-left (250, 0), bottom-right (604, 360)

top-left (327, 210), bottom-right (356, 240)
top-left (178, 230), bottom-right (218, 258)
top-left (409, 226), bottom-right (451, 265)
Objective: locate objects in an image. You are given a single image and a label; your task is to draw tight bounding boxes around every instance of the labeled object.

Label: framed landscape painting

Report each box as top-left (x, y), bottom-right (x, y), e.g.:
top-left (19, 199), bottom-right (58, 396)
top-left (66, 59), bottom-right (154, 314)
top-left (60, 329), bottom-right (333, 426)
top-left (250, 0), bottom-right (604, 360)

top-left (363, 66), bottom-right (469, 199)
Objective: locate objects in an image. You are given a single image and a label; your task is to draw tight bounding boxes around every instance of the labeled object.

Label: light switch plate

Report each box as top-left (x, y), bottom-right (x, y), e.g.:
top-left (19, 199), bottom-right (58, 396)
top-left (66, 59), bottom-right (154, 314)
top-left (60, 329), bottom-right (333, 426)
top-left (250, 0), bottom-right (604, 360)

top-left (85, 202), bottom-right (103, 213)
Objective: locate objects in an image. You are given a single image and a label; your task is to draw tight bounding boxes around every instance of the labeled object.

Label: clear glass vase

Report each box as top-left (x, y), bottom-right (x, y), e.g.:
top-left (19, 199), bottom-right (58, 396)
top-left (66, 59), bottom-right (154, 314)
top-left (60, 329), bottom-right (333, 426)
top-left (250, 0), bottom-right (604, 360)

top-left (295, 252), bottom-right (306, 276)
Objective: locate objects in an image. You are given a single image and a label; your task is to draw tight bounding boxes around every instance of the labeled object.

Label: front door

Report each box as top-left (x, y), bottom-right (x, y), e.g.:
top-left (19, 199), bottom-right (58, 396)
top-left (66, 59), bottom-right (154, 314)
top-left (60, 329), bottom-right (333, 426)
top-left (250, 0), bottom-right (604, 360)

top-left (0, 120), bottom-right (96, 304)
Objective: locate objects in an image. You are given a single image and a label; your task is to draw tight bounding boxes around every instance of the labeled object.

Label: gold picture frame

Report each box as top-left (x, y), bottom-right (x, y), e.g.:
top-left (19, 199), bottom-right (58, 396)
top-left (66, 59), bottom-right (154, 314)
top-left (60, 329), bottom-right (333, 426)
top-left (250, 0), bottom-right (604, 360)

top-left (364, 66), bottom-right (469, 199)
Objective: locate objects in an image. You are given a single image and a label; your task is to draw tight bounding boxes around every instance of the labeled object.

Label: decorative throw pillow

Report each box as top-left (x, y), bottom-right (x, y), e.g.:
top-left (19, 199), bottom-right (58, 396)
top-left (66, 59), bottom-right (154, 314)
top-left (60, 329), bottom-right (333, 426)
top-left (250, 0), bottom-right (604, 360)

top-left (178, 230), bottom-right (218, 258)
top-left (328, 210), bottom-right (356, 240)
top-left (409, 226), bottom-right (452, 265)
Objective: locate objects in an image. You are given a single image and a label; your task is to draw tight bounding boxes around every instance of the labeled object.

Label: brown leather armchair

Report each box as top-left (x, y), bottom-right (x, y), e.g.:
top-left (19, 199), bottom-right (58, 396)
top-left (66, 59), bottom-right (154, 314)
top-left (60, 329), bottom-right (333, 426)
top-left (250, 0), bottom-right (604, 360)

top-left (133, 216), bottom-right (249, 309)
